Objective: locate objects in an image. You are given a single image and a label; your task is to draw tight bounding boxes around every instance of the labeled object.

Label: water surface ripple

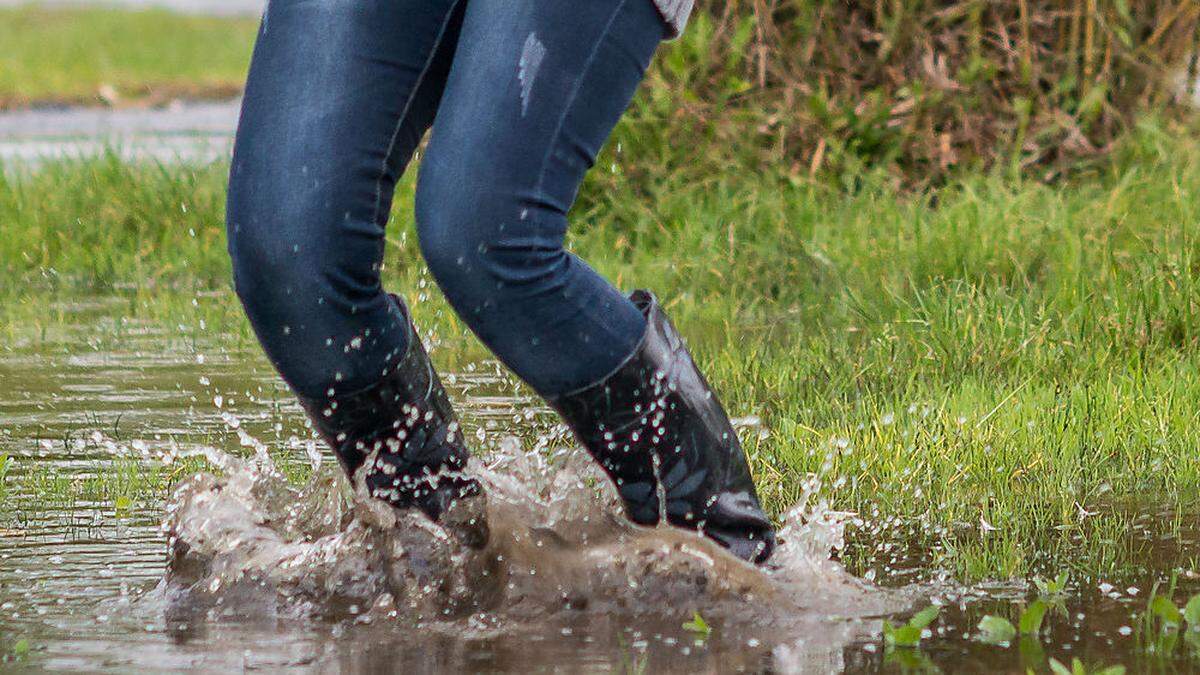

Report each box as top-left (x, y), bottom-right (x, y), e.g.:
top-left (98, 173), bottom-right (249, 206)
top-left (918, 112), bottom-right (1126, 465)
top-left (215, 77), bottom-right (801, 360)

top-left (0, 298), bottom-right (914, 672)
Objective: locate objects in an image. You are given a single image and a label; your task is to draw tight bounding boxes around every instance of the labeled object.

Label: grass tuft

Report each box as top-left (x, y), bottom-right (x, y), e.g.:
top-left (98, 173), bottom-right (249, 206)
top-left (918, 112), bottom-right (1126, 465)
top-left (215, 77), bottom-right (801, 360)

top-left (2, 117), bottom-right (1199, 579)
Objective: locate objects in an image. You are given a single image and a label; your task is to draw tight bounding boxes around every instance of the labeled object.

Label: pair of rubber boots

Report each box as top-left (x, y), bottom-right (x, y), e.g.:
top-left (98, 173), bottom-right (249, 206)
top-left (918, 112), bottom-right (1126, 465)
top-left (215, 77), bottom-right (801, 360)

top-left (299, 290), bottom-right (776, 564)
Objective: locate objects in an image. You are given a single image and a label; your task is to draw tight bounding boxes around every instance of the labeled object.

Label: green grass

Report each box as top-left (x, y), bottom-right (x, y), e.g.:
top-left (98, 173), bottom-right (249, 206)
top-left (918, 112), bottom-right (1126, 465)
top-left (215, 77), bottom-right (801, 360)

top-left (0, 6), bottom-right (258, 108)
top-left (2, 117), bottom-right (1199, 581)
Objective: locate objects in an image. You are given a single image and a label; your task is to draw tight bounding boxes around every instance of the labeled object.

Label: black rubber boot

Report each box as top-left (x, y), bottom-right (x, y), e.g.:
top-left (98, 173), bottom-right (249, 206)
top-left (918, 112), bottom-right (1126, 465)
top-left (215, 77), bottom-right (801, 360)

top-left (549, 290), bottom-right (776, 564)
top-left (297, 295), bottom-right (487, 547)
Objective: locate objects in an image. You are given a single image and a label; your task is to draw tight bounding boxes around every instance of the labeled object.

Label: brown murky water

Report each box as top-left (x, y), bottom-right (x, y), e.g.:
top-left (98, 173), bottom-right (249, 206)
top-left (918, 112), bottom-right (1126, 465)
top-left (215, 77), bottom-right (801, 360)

top-left (3, 296), bottom-right (1200, 673)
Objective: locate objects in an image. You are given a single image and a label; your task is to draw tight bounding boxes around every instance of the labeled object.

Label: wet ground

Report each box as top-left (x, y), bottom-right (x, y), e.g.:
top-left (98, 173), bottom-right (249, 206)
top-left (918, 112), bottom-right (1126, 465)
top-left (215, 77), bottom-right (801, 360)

top-left (0, 298), bottom-right (907, 671)
top-left (3, 296), bottom-right (1200, 673)
top-left (2, 0), bottom-right (1200, 669)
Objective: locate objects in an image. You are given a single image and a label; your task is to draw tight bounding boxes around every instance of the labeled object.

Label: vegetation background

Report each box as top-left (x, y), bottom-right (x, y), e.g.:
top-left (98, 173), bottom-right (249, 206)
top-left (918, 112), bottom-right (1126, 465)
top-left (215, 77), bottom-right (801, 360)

top-left (630, 0), bottom-right (1200, 185)
top-left (2, 0), bottom-right (1200, 591)
top-left (5, 1), bottom-right (1200, 669)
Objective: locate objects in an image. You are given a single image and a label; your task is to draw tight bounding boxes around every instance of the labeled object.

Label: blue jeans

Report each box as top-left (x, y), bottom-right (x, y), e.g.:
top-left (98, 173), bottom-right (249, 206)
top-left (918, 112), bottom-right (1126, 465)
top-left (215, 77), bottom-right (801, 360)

top-left (227, 0), bottom-right (664, 399)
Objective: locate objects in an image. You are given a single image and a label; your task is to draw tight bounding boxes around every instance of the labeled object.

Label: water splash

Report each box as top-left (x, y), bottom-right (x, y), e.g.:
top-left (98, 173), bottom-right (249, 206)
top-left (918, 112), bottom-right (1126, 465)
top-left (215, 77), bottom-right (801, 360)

top-left (155, 434), bottom-right (917, 669)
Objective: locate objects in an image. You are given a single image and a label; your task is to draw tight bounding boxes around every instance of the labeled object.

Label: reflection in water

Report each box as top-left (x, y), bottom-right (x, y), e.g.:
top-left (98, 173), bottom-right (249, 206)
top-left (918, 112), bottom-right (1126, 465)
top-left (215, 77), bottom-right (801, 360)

top-left (0, 296), bottom-right (910, 672)
top-left (8, 296), bottom-right (1200, 671)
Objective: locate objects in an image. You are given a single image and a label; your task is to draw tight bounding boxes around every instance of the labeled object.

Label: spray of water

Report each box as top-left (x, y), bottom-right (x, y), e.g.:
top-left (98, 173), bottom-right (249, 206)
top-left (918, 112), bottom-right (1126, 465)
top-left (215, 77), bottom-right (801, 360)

top-left (152, 424), bottom-right (918, 669)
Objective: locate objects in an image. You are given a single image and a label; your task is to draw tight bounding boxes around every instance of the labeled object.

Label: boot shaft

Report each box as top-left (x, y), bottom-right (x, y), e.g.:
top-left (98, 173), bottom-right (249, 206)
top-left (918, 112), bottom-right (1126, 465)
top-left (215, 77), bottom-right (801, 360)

top-left (550, 290), bottom-right (776, 563)
top-left (297, 296), bottom-right (478, 520)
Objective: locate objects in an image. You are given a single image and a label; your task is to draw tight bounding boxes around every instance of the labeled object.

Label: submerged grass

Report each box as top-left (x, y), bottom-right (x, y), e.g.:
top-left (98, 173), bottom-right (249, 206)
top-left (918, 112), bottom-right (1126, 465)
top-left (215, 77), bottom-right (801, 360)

top-left (2, 117), bottom-right (1199, 581)
top-left (0, 6), bottom-right (258, 109)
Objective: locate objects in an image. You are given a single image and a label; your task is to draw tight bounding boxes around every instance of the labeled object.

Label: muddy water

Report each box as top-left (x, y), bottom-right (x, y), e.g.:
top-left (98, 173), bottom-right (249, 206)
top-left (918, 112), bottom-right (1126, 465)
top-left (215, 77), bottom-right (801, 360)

top-left (0, 297), bottom-right (911, 672)
top-left (3, 297), bottom-right (1200, 673)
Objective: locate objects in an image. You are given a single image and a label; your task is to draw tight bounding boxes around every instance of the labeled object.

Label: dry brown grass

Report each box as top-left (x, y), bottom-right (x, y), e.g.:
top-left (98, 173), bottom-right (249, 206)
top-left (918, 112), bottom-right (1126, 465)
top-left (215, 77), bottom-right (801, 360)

top-left (638, 0), bottom-right (1200, 184)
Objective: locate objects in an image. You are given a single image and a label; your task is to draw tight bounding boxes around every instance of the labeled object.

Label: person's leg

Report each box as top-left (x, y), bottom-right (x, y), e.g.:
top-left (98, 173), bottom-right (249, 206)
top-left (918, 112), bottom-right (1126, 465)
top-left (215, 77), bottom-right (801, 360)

top-left (416, 0), bottom-right (775, 562)
top-left (227, 0), bottom-right (463, 400)
top-left (415, 0), bottom-right (657, 398)
top-left (227, 0), bottom-right (487, 535)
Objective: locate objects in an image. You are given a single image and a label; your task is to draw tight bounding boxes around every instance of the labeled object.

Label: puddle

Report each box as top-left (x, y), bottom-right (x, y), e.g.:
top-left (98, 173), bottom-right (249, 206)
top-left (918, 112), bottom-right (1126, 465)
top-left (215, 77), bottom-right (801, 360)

top-left (4, 294), bottom-right (1200, 672)
top-left (0, 99), bottom-right (239, 165)
top-left (154, 441), bottom-right (907, 672)
top-left (0, 295), bottom-right (913, 671)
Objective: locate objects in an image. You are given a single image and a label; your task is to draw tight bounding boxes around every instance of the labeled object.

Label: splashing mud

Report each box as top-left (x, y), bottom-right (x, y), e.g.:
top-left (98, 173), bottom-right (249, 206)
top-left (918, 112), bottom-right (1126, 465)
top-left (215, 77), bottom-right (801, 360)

top-left (12, 307), bottom-right (1193, 671)
top-left (154, 437), bottom-right (915, 671)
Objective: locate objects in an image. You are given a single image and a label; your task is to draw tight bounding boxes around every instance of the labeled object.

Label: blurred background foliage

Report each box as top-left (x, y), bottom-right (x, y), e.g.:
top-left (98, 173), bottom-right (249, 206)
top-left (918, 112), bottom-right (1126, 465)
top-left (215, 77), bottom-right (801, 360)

top-left (616, 0), bottom-right (1200, 187)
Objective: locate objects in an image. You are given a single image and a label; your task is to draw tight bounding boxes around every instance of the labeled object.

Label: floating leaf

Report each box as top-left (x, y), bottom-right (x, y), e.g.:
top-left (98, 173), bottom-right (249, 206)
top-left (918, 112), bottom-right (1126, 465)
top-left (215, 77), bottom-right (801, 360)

top-left (884, 606), bottom-right (939, 649)
top-left (1034, 572), bottom-right (1069, 599)
top-left (11, 638), bottom-right (29, 658)
top-left (682, 610), bottom-right (711, 638)
top-left (883, 622), bottom-right (922, 648)
top-left (1019, 600), bottom-right (1049, 635)
top-left (976, 615), bottom-right (1016, 645)
top-left (910, 605), bottom-right (940, 629)
top-left (1151, 595), bottom-right (1183, 628)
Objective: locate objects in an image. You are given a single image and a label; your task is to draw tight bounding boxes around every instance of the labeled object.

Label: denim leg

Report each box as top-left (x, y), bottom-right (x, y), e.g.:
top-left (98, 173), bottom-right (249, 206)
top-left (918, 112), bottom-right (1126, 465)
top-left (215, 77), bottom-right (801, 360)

top-left (416, 0), bottom-right (666, 397)
top-left (227, 0), bottom-right (464, 398)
